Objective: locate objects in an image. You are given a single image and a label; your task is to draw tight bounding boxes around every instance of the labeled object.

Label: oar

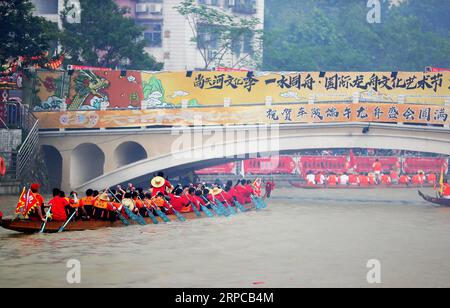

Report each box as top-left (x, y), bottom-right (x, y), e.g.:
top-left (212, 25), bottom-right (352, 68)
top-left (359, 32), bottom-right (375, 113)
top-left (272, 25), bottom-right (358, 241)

top-left (39, 204), bottom-right (53, 233)
top-left (182, 192), bottom-right (202, 217)
top-left (219, 192), bottom-right (237, 215)
top-left (137, 196), bottom-right (159, 224)
top-left (201, 195), bottom-right (225, 217)
top-left (109, 190), bottom-right (146, 225)
top-left (164, 197), bottom-right (186, 222)
top-left (148, 198), bottom-right (171, 223)
top-left (233, 200), bottom-right (247, 213)
top-left (213, 196), bottom-right (231, 216)
top-left (184, 192), bottom-right (214, 218)
top-left (58, 208), bottom-right (78, 233)
top-left (107, 203), bottom-right (131, 226)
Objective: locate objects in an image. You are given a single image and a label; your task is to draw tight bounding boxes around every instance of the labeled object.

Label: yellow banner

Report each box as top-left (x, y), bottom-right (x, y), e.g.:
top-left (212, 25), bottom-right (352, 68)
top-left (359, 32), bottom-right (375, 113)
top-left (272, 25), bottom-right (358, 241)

top-left (35, 103), bottom-right (449, 129)
top-left (30, 70), bottom-right (450, 112)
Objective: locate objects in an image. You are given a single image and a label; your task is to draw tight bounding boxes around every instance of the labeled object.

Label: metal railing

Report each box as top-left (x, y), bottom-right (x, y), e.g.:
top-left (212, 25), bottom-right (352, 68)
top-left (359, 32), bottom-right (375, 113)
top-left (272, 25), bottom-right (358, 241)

top-left (16, 110), bottom-right (39, 179)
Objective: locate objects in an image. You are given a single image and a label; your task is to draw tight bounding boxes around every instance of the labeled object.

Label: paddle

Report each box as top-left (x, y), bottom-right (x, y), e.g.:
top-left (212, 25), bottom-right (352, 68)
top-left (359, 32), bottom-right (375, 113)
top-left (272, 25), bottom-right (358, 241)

top-left (234, 200), bottom-right (247, 212)
top-left (148, 198), bottom-right (171, 223)
top-left (39, 204), bottom-right (53, 233)
top-left (109, 190), bottom-right (146, 225)
top-left (188, 193), bottom-right (214, 218)
top-left (219, 192), bottom-right (237, 215)
top-left (251, 195), bottom-right (263, 210)
top-left (58, 208), bottom-right (78, 233)
top-left (137, 196), bottom-right (159, 224)
top-left (201, 195), bottom-right (225, 217)
top-left (164, 197), bottom-right (186, 222)
top-left (214, 197), bottom-right (232, 216)
top-left (182, 191), bottom-right (202, 218)
top-left (107, 203), bottom-right (131, 226)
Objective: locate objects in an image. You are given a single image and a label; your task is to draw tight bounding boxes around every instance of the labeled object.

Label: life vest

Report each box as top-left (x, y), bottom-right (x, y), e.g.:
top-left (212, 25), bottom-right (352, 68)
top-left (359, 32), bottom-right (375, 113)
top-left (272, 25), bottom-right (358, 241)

top-left (94, 199), bottom-right (109, 209)
top-left (81, 196), bottom-right (95, 206)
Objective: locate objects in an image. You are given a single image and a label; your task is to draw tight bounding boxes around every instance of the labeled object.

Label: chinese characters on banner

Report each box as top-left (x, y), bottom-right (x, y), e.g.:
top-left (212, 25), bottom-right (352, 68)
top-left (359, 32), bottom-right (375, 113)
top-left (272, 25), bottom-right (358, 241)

top-left (31, 70), bottom-right (450, 111)
top-left (35, 103), bottom-right (449, 129)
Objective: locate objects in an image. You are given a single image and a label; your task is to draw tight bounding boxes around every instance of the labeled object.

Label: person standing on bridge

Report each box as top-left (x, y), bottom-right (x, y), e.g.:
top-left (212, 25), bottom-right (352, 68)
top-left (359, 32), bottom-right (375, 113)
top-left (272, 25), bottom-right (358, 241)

top-left (372, 159), bottom-right (383, 184)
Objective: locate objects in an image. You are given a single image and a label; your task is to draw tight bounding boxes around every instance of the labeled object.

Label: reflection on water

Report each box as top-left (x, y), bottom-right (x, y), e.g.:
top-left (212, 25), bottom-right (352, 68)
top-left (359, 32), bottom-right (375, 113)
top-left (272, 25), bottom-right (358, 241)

top-left (1, 188), bottom-right (450, 288)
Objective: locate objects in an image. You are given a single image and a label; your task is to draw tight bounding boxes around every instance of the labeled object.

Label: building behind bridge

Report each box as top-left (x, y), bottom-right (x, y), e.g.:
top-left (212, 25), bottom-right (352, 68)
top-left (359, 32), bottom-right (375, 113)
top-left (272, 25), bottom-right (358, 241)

top-left (30, 0), bottom-right (265, 71)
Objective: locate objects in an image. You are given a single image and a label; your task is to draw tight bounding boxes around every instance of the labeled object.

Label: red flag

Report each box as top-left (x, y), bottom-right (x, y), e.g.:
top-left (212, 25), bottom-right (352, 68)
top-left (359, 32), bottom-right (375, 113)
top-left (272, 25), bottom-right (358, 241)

top-left (15, 189), bottom-right (39, 216)
top-left (15, 187), bottom-right (26, 214)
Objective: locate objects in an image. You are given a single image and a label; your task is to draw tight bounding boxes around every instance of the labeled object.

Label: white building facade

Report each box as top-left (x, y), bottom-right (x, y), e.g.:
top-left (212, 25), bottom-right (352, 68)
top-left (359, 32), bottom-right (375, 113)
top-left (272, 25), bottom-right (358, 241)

top-left (30, 0), bottom-right (265, 71)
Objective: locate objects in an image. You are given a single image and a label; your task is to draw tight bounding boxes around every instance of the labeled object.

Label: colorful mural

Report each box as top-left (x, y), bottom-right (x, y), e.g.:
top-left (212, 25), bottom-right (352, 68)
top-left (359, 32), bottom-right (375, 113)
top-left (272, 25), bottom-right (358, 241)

top-left (30, 70), bottom-right (450, 112)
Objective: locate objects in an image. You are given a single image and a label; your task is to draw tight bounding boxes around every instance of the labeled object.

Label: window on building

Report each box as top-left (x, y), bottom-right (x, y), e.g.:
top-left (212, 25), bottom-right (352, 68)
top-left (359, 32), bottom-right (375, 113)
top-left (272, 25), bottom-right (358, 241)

top-left (198, 0), bottom-right (220, 6)
top-left (32, 0), bottom-right (59, 14)
top-left (138, 21), bottom-right (163, 47)
top-left (233, 0), bottom-right (257, 14)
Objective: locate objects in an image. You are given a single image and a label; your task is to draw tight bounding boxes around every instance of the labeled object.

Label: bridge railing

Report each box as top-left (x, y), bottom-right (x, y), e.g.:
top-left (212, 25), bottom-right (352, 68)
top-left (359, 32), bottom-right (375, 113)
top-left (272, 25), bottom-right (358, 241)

top-left (16, 109), bottom-right (39, 179)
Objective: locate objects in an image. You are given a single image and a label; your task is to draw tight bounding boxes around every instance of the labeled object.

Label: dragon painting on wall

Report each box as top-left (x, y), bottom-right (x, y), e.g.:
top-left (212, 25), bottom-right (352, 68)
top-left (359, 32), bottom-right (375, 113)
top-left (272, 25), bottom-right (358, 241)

top-left (67, 70), bottom-right (110, 110)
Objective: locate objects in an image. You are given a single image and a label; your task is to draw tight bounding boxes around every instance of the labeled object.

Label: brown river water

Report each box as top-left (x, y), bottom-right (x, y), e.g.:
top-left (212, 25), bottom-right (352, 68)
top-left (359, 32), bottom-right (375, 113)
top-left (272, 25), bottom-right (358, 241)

top-left (1, 187), bottom-right (450, 288)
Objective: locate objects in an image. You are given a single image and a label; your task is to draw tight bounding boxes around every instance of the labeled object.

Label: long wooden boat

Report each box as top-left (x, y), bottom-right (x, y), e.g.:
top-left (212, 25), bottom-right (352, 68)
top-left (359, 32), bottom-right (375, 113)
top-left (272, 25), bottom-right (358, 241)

top-left (418, 190), bottom-right (450, 207)
top-left (0, 205), bottom-right (255, 234)
top-left (289, 181), bottom-right (434, 189)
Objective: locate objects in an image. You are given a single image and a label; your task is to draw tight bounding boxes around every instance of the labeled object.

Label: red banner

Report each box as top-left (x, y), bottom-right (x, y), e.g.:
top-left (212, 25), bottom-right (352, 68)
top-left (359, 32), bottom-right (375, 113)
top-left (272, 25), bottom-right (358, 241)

top-left (244, 157), bottom-right (296, 175)
top-left (195, 163), bottom-right (236, 175)
top-left (354, 157), bottom-right (400, 173)
top-left (299, 156), bottom-right (348, 176)
top-left (403, 158), bottom-right (448, 174)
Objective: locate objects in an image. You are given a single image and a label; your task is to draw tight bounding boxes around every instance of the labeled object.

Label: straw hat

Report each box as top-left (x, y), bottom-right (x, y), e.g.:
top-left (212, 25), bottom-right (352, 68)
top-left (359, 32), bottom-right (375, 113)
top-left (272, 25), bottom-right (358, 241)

top-left (211, 187), bottom-right (223, 196)
top-left (151, 176), bottom-right (166, 188)
top-left (98, 193), bottom-right (110, 202)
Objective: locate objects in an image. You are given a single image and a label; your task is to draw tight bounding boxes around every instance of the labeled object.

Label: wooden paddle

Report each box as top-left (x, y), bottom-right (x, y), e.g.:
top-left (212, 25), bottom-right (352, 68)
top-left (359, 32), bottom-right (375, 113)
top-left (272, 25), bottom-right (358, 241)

top-left (185, 192), bottom-right (214, 218)
top-left (58, 208), bottom-right (78, 233)
top-left (148, 198), bottom-right (171, 223)
top-left (219, 192), bottom-right (237, 215)
top-left (182, 191), bottom-right (202, 218)
top-left (39, 204), bottom-right (53, 233)
top-left (164, 197), bottom-right (186, 222)
top-left (137, 196), bottom-right (159, 224)
top-left (109, 190), bottom-right (146, 225)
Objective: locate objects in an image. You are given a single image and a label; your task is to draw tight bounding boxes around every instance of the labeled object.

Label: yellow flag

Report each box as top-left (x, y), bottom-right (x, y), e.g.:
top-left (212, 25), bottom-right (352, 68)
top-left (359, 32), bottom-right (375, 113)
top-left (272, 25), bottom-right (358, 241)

top-left (439, 166), bottom-right (445, 195)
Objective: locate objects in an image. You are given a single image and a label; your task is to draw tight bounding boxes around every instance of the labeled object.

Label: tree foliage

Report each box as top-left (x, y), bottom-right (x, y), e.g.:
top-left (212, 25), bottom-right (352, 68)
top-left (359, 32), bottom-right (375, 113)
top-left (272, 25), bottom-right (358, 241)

top-left (174, 0), bottom-right (263, 69)
top-left (263, 0), bottom-right (450, 71)
top-left (60, 0), bottom-right (162, 70)
top-left (0, 0), bottom-right (59, 70)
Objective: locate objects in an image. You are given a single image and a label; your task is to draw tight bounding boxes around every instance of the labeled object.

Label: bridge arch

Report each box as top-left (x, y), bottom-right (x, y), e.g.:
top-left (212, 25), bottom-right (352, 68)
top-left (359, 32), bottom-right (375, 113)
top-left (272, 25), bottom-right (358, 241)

top-left (41, 145), bottom-right (62, 189)
top-left (71, 143), bottom-right (105, 187)
top-left (72, 123), bottom-right (450, 191)
top-left (114, 141), bottom-right (148, 168)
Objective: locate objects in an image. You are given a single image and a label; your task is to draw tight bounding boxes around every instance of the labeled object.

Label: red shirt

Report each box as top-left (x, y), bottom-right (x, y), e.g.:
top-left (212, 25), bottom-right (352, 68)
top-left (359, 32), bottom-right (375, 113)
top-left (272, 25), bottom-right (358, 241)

top-left (151, 179), bottom-right (173, 197)
top-left (381, 174), bottom-right (391, 185)
top-left (234, 185), bottom-right (251, 204)
top-left (359, 175), bottom-right (369, 186)
top-left (427, 174), bottom-right (437, 184)
top-left (399, 175), bottom-right (410, 184)
top-left (327, 175), bottom-right (337, 186)
top-left (49, 196), bottom-right (68, 222)
top-left (349, 174), bottom-right (359, 185)
top-left (390, 171), bottom-right (399, 181)
top-left (373, 162), bottom-right (382, 172)
top-left (443, 184), bottom-right (450, 197)
top-left (168, 194), bottom-right (189, 212)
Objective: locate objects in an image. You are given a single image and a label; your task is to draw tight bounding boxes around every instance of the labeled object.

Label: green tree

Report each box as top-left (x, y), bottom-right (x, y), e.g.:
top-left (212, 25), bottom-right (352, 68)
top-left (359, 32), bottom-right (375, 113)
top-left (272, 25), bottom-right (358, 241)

top-left (60, 0), bottom-right (162, 70)
top-left (0, 0), bottom-right (59, 71)
top-left (263, 0), bottom-right (450, 71)
top-left (174, 0), bottom-right (263, 69)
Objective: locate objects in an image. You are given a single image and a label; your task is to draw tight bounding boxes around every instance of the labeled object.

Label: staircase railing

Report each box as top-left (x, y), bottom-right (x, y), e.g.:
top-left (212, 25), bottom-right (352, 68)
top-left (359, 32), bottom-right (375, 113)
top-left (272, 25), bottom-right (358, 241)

top-left (15, 106), bottom-right (39, 180)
